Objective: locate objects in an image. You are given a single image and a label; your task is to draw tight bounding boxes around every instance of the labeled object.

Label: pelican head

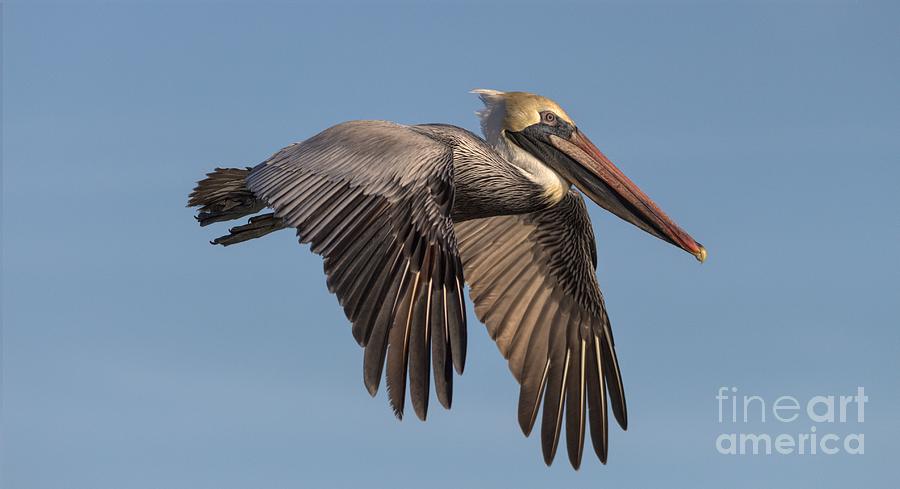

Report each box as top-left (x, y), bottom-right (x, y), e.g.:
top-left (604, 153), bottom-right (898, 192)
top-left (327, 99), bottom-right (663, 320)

top-left (474, 89), bottom-right (706, 262)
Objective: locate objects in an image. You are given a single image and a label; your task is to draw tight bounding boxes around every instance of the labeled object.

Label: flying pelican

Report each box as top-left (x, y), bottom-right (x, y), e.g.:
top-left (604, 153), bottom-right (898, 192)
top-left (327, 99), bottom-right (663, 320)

top-left (188, 89), bottom-right (706, 469)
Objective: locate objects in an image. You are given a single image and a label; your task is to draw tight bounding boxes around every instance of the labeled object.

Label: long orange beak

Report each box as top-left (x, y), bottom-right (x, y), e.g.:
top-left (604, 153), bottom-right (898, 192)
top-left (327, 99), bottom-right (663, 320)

top-left (549, 130), bottom-right (706, 262)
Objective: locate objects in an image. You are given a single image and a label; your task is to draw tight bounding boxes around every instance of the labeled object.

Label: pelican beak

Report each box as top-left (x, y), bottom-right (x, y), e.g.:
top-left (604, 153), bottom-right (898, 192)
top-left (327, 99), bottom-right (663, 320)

top-left (549, 130), bottom-right (706, 262)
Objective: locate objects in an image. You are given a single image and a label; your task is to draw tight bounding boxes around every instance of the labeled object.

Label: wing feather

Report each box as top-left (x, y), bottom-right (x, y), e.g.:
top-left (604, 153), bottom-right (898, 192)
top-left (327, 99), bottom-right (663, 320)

top-left (517, 298), bottom-right (557, 436)
top-left (506, 284), bottom-right (552, 380)
top-left (408, 248), bottom-right (435, 420)
top-left (456, 191), bottom-right (626, 468)
top-left (430, 256), bottom-right (453, 408)
top-left (247, 121), bottom-right (466, 419)
top-left (586, 333), bottom-right (609, 463)
top-left (386, 264), bottom-right (417, 418)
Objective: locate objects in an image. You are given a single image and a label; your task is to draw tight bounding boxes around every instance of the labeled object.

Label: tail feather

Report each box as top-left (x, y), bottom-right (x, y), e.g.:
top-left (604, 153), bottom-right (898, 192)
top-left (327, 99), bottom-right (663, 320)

top-left (189, 166), bottom-right (287, 245)
top-left (188, 167), bottom-right (264, 226)
top-left (211, 213), bottom-right (286, 246)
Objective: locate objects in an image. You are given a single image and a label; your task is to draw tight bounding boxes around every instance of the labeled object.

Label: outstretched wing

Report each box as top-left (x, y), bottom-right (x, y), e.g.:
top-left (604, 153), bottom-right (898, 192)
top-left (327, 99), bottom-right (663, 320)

top-left (247, 121), bottom-right (466, 420)
top-left (454, 191), bottom-right (626, 469)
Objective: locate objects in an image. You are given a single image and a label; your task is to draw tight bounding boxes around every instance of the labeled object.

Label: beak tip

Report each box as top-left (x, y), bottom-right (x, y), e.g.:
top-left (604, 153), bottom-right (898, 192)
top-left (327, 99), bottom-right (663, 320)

top-left (695, 245), bottom-right (707, 264)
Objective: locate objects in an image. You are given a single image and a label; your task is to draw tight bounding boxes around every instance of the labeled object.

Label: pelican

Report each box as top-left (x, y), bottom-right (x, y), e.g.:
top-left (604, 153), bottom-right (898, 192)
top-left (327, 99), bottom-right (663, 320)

top-left (188, 89), bottom-right (706, 468)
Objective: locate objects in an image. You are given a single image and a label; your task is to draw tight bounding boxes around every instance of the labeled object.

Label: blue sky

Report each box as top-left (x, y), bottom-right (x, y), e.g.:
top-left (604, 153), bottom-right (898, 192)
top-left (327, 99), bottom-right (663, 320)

top-left (3, 1), bottom-right (898, 487)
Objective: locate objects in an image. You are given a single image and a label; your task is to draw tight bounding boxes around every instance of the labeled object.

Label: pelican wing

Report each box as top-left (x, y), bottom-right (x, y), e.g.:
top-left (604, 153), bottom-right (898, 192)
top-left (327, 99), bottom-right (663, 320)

top-left (246, 121), bottom-right (466, 420)
top-left (455, 191), bottom-right (626, 468)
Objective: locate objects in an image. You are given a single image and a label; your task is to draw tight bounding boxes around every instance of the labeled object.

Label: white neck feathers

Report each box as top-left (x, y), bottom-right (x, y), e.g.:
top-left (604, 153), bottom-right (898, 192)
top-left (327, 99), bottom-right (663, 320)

top-left (473, 89), bottom-right (568, 204)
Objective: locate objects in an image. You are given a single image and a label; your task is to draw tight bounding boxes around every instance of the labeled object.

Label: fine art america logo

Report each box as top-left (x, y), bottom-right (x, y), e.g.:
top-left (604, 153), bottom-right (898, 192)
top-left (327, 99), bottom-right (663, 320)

top-left (715, 387), bottom-right (866, 455)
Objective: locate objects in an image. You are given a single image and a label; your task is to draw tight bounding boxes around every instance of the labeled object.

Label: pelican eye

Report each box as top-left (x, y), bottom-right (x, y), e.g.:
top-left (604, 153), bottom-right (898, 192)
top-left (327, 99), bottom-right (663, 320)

top-left (540, 111), bottom-right (558, 125)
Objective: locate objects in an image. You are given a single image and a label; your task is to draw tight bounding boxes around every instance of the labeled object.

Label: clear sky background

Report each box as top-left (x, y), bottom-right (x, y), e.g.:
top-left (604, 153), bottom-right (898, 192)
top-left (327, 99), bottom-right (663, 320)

top-left (3, 1), bottom-right (898, 488)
